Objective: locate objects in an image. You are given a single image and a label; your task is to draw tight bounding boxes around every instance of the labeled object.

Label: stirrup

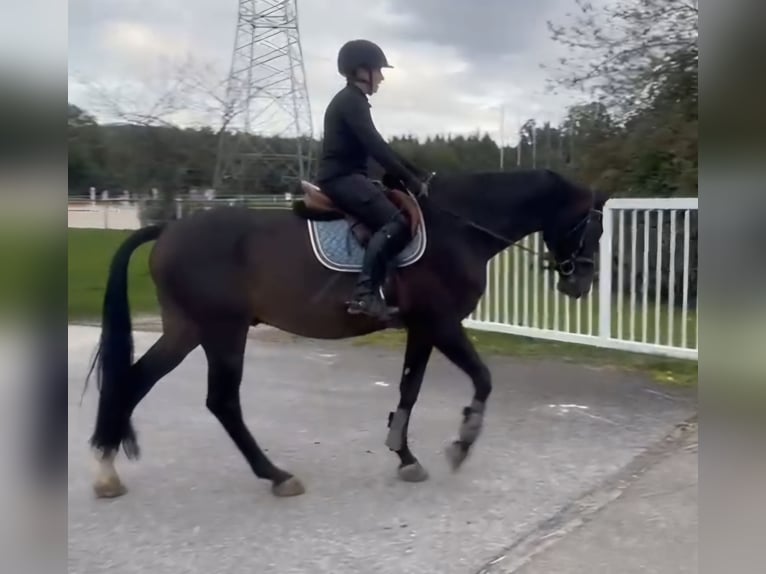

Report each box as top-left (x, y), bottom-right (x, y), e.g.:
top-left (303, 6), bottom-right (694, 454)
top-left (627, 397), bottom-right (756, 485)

top-left (346, 291), bottom-right (399, 320)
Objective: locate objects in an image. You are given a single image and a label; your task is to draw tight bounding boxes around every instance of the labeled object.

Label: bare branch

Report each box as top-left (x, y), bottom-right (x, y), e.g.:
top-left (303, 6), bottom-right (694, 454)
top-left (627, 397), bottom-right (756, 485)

top-left (75, 53), bottom-right (248, 132)
top-left (546, 0), bottom-right (698, 118)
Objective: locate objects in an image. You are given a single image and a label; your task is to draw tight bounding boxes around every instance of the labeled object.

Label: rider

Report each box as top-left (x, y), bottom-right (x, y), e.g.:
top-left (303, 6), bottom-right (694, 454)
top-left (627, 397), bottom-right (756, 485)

top-left (316, 39), bottom-right (428, 321)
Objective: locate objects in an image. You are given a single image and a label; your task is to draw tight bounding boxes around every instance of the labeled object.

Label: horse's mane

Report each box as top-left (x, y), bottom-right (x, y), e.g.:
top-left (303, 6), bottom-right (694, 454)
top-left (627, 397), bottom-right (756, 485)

top-left (385, 168), bottom-right (560, 201)
top-left (382, 168), bottom-right (584, 234)
top-left (425, 169), bottom-right (564, 223)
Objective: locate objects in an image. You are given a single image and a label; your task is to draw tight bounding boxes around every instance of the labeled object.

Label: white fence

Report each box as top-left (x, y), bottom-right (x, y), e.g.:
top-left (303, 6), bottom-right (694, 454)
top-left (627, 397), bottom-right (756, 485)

top-left (463, 197), bottom-right (698, 360)
top-left (69, 195), bottom-right (698, 360)
top-left (67, 196), bottom-right (294, 229)
top-left (68, 199), bottom-right (142, 230)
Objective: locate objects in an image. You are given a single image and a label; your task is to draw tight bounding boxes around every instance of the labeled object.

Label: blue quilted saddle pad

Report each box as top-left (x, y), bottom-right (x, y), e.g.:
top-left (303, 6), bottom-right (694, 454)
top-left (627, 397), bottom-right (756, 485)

top-left (307, 218), bottom-right (426, 272)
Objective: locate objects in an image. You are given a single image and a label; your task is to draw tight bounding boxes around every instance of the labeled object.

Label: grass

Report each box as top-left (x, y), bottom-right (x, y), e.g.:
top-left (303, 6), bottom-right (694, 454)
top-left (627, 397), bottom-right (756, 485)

top-left (353, 329), bottom-right (697, 388)
top-left (67, 228), bottom-right (697, 387)
top-left (68, 228), bottom-right (159, 320)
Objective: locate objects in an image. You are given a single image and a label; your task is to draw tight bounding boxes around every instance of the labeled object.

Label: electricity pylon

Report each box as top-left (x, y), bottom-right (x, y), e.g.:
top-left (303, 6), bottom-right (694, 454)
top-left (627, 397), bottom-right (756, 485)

top-left (214, 0), bottom-right (315, 195)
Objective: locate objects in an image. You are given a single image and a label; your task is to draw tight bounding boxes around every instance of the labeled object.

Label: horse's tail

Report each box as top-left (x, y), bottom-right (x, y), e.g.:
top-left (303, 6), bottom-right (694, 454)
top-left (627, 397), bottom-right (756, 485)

top-left (86, 224), bottom-right (164, 459)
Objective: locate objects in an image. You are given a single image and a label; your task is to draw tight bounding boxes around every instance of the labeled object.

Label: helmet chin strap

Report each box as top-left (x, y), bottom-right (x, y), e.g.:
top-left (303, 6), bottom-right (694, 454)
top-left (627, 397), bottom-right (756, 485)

top-left (354, 67), bottom-right (374, 95)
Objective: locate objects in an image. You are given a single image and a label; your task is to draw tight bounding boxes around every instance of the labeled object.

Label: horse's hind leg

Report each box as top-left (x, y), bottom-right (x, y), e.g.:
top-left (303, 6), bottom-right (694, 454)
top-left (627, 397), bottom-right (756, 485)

top-left (93, 322), bottom-right (198, 498)
top-left (201, 320), bottom-right (305, 498)
top-left (433, 321), bottom-right (492, 471)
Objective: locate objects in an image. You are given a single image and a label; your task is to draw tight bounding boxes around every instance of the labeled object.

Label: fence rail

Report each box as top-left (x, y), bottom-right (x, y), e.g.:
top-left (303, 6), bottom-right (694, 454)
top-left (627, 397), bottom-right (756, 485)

top-left (463, 197), bottom-right (698, 360)
top-left (67, 196), bottom-right (292, 229)
top-left (68, 195), bottom-right (698, 360)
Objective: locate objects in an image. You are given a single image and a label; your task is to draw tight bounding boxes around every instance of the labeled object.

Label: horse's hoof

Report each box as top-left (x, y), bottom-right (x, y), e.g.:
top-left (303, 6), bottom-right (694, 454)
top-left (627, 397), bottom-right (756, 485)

top-left (398, 462), bottom-right (429, 483)
top-left (445, 440), bottom-right (470, 471)
top-left (93, 477), bottom-right (128, 499)
top-left (272, 476), bottom-right (305, 497)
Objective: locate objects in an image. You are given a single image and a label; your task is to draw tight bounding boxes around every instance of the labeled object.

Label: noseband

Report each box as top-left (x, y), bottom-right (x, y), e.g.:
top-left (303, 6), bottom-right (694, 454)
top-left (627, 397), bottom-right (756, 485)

top-left (550, 208), bottom-right (602, 277)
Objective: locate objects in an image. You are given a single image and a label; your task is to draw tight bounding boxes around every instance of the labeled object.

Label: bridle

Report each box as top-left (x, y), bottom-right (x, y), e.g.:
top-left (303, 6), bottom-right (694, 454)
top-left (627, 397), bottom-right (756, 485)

top-left (546, 208), bottom-right (602, 277)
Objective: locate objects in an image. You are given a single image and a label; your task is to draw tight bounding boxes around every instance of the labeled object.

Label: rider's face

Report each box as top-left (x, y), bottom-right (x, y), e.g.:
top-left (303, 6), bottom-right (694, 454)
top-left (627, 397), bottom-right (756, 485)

top-left (354, 68), bottom-right (384, 95)
top-left (370, 68), bottom-right (384, 93)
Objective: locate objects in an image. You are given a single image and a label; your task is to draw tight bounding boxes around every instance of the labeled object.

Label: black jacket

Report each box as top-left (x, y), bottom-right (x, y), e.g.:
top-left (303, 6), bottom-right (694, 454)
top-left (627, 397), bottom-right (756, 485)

top-left (316, 83), bottom-right (422, 191)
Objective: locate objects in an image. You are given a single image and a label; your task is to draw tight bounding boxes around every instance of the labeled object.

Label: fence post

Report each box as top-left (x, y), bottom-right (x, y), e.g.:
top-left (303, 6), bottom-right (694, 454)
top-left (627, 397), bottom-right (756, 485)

top-left (598, 203), bottom-right (614, 341)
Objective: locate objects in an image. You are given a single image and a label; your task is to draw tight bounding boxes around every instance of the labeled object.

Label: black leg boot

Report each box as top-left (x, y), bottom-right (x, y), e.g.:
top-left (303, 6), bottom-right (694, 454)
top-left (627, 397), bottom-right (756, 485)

top-left (347, 219), bottom-right (409, 321)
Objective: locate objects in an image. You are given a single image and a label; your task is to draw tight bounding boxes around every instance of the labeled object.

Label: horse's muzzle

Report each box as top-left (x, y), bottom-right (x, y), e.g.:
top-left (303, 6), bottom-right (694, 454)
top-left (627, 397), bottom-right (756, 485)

top-left (557, 275), bottom-right (592, 299)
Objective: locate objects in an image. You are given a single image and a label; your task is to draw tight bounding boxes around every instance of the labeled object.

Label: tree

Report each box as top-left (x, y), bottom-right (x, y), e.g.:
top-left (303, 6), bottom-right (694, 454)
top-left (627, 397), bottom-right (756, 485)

top-left (546, 0), bottom-right (698, 119)
top-left (541, 0), bottom-right (697, 197)
top-left (68, 104), bottom-right (107, 193)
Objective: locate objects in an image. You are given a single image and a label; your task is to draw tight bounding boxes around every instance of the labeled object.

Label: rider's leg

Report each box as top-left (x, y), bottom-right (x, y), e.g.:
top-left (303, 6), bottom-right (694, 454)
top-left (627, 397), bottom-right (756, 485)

top-left (347, 211), bottom-right (410, 319)
top-left (319, 174), bottom-right (412, 320)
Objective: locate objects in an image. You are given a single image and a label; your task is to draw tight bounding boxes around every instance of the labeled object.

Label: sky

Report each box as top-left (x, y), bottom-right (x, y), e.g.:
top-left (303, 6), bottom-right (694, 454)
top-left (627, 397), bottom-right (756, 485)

top-left (68, 0), bottom-right (592, 145)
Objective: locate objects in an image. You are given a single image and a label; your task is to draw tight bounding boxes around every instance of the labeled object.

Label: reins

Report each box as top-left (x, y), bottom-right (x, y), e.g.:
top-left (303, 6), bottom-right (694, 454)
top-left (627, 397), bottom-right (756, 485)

top-left (434, 203), bottom-right (598, 273)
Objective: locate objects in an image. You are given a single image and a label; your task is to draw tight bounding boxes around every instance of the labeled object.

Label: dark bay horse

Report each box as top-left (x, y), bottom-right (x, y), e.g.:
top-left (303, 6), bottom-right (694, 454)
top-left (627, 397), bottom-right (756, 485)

top-left (85, 168), bottom-right (607, 499)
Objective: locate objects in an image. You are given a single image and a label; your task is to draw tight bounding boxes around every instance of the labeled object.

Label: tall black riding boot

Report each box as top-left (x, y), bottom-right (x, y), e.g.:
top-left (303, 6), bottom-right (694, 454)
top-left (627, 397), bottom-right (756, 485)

top-left (347, 219), bottom-right (410, 321)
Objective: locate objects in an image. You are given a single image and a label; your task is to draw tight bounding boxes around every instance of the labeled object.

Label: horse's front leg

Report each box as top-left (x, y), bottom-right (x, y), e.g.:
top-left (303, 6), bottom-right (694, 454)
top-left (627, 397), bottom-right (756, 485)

top-left (385, 326), bottom-right (433, 482)
top-left (433, 322), bottom-right (492, 470)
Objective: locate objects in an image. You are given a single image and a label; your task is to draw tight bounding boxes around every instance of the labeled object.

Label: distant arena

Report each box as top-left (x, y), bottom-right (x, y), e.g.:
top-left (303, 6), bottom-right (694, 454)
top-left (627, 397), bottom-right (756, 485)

top-left (68, 200), bottom-right (141, 230)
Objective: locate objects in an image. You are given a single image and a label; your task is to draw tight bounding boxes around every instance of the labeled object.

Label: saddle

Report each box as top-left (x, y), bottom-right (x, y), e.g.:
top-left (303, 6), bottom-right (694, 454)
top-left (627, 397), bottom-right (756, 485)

top-left (293, 180), bottom-right (422, 247)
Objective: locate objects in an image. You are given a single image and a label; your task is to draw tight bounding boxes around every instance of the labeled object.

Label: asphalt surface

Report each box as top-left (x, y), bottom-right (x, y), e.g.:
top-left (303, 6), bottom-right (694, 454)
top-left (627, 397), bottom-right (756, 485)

top-left (68, 325), bottom-right (695, 574)
top-left (505, 427), bottom-right (698, 574)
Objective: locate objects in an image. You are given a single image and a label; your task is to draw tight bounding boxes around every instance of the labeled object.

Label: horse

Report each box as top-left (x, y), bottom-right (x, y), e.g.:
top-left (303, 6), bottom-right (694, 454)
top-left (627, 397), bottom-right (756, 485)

top-left (84, 167), bottom-right (608, 499)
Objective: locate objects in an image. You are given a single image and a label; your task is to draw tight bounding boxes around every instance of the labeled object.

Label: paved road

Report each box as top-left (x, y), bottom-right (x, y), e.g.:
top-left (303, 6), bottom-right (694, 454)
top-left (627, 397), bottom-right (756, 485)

top-left (68, 325), bottom-right (695, 574)
top-left (499, 425), bottom-right (697, 574)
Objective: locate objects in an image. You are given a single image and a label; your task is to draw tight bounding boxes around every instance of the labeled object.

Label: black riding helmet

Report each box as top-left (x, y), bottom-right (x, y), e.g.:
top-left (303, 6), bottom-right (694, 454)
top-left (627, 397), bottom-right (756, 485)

top-left (337, 39), bottom-right (392, 92)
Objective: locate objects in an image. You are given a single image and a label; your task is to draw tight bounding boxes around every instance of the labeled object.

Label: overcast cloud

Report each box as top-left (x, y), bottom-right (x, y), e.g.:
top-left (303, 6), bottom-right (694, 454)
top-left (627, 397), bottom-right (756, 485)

top-left (68, 0), bottom-right (586, 144)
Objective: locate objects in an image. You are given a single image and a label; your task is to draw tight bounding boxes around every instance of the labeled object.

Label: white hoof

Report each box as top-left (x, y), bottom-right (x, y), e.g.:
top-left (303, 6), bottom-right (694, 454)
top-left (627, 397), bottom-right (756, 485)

top-left (93, 475), bottom-right (128, 499)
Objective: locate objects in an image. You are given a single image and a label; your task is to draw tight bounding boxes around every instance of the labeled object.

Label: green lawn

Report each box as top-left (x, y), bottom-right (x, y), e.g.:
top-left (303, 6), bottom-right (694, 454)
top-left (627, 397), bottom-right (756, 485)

top-left (353, 329), bottom-right (697, 387)
top-left (68, 228), bottom-right (159, 320)
top-left (67, 227), bottom-right (697, 387)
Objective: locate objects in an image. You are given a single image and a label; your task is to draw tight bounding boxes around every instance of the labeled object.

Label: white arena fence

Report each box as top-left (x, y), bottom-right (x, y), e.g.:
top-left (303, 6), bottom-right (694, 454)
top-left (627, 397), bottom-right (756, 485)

top-left (464, 197), bottom-right (698, 360)
top-left (68, 198), bottom-right (142, 230)
top-left (67, 196), bottom-right (293, 229)
top-left (69, 195), bottom-right (698, 360)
